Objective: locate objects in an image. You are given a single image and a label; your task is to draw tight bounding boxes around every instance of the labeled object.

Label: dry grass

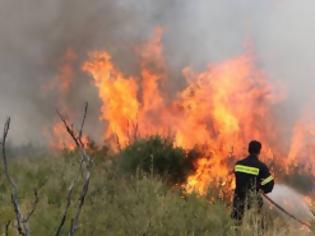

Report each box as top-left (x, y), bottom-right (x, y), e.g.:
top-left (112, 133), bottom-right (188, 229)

top-left (0, 148), bottom-right (313, 235)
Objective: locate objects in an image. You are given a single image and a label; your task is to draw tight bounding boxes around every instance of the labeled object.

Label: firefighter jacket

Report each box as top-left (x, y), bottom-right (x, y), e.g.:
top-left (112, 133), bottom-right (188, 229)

top-left (231, 155), bottom-right (274, 220)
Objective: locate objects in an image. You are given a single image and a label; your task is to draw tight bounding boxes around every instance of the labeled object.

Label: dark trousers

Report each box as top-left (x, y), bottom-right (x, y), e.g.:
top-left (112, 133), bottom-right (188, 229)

top-left (231, 194), bottom-right (263, 222)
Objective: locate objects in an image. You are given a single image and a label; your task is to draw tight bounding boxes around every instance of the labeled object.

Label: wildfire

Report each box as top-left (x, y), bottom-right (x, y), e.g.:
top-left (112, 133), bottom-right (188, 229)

top-left (50, 28), bottom-right (315, 196)
top-left (288, 99), bottom-right (315, 174)
top-left (49, 121), bottom-right (77, 151)
top-left (48, 118), bottom-right (89, 151)
top-left (82, 28), bottom-right (284, 194)
top-left (44, 49), bottom-right (89, 151)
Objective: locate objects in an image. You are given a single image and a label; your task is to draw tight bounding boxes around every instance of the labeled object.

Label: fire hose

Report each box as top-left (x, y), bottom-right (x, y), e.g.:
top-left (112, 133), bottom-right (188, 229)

top-left (262, 193), bottom-right (312, 229)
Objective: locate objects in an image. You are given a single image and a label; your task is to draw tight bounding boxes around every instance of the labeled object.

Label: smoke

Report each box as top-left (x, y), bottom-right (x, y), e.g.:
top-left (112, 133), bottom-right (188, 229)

top-left (266, 184), bottom-right (314, 226)
top-left (0, 0), bottom-right (315, 145)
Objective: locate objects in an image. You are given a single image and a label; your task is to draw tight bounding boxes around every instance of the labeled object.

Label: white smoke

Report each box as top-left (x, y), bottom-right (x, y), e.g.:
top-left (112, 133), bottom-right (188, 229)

top-left (1, 0), bottom-right (315, 145)
top-left (265, 184), bottom-right (314, 226)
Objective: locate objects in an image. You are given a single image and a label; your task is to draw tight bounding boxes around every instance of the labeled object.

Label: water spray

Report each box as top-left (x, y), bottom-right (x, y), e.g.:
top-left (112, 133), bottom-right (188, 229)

top-left (263, 193), bottom-right (311, 229)
top-left (263, 184), bottom-right (314, 230)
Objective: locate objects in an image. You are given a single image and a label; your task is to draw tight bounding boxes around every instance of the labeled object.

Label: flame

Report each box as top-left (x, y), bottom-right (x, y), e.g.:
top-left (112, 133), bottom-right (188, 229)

top-left (82, 28), bottom-right (287, 194)
top-left (49, 28), bottom-right (315, 196)
top-left (82, 51), bottom-right (140, 147)
top-left (48, 119), bottom-right (89, 151)
top-left (288, 99), bottom-right (315, 174)
top-left (49, 121), bottom-right (77, 151)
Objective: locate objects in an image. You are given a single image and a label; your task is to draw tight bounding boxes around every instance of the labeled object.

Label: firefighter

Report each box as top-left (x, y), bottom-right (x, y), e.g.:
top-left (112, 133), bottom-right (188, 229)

top-left (231, 140), bottom-right (274, 222)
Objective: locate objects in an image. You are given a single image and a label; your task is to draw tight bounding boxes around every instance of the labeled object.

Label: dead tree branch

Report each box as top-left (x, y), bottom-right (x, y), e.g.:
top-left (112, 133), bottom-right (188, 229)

top-left (68, 172), bottom-right (90, 235)
top-left (56, 103), bottom-right (92, 236)
top-left (1, 118), bottom-right (30, 236)
top-left (56, 111), bottom-right (81, 148)
top-left (4, 220), bottom-right (11, 236)
top-left (78, 102), bottom-right (88, 146)
top-left (22, 189), bottom-right (39, 223)
top-left (54, 182), bottom-right (74, 236)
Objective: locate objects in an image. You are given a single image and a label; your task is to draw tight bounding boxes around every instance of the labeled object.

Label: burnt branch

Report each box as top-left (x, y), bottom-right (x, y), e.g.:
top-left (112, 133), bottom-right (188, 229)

top-left (4, 220), bottom-right (11, 236)
top-left (78, 102), bottom-right (88, 146)
top-left (55, 182), bottom-right (75, 236)
top-left (56, 103), bottom-right (92, 236)
top-left (56, 111), bottom-right (81, 148)
top-left (11, 194), bottom-right (26, 236)
top-left (23, 189), bottom-right (39, 223)
top-left (68, 172), bottom-right (90, 236)
top-left (1, 118), bottom-right (16, 192)
top-left (1, 118), bottom-right (30, 236)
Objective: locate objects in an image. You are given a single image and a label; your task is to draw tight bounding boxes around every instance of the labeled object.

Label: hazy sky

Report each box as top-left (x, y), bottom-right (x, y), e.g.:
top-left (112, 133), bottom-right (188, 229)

top-left (1, 0), bottom-right (315, 145)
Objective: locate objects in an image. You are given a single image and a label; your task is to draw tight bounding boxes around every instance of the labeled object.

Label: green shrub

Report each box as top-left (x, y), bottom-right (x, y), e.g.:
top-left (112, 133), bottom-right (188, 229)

top-left (79, 171), bottom-right (234, 236)
top-left (117, 136), bottom-right (195, 184)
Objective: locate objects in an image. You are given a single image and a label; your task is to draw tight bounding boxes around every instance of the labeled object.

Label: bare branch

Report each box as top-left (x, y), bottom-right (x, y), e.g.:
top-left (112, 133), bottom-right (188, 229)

top-left (78, 102), bottom-right (88, 146)
top-left (68, 172), bottom-right (90, 236)
top-left (23, 189), bottom-right (39, 223)
top-left (56, 110), bottom-right (80, 148)
top-left (4, 220), bottom-right (11, 236)
top-left (2, 118), bottom-right (14, 186)
top-left (11, 194), bottom-right (26, 236)
top-left (56, 103), bottom-right (92, 236)
top-left (55, 182), bottom-right (75, 236)
top-left (1, 118), bottom-right (29, 236)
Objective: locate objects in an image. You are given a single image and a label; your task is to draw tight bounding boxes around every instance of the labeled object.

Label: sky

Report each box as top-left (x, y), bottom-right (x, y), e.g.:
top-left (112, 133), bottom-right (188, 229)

top-left (1, 0), bottom-right (315, 145)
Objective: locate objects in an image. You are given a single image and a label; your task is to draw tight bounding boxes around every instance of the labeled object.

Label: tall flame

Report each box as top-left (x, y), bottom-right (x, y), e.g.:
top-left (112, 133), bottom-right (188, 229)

top-left (288, 99), bottom-right (315, 175)
top-left (48, 28), bottom-right (315, 196)
top-left (82, 28), bottom-right (291, 194)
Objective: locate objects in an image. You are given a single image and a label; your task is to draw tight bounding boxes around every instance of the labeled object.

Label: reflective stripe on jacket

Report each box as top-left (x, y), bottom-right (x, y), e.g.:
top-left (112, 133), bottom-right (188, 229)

top-left (234, 155), bottom-right (274, 197)
top-left (231, 155), bottom-right (274, 220)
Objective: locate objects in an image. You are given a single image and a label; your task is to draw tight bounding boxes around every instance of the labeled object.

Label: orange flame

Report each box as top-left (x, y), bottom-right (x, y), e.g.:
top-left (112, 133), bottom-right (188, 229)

top-left (82, 28), bottom-right (293, 194)
top-left (288, 98), bottom-right (315, 175)
top-left (49, 121), bottom-right (77, 151)
top-left (46, 28), bottom-right (315, 196)
top-left (48, 120), bottom-right (89, 151)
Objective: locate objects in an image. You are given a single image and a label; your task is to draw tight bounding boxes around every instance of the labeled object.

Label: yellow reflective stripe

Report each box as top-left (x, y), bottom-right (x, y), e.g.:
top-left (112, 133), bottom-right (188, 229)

top-left (235, 165), bottom-right (259, 176)
top-left (261, 175), bottom-right (273, 186)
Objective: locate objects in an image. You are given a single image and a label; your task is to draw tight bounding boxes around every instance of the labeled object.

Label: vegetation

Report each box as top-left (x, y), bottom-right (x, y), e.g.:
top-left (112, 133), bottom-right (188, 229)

top-left (0, 137), bottom-right (314, 235)
top-left (117, 136), bottom-right (196, 184)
